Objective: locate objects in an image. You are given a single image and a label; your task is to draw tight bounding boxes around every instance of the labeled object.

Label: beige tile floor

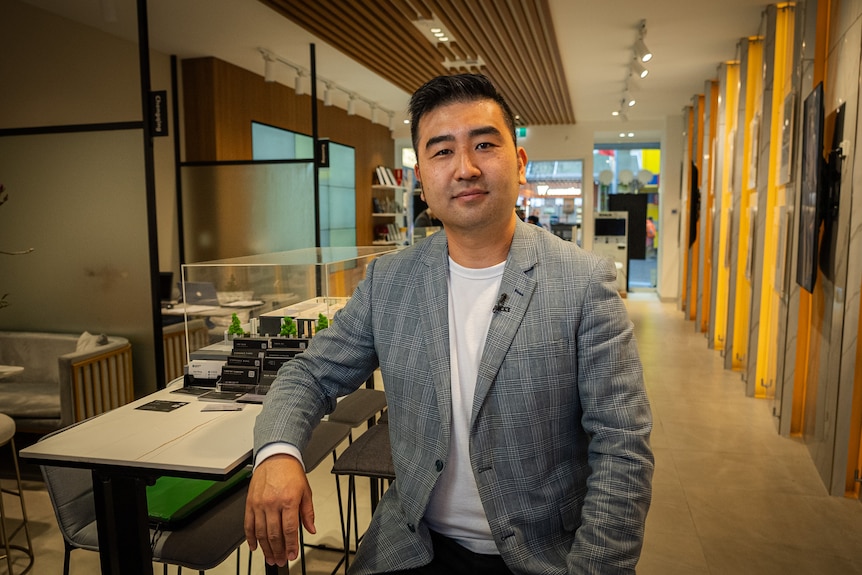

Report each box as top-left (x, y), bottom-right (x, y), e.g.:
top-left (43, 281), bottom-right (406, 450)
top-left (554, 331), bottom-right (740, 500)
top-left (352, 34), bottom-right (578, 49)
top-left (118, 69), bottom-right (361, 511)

top-left (4, 293), bottom-right (862, 574)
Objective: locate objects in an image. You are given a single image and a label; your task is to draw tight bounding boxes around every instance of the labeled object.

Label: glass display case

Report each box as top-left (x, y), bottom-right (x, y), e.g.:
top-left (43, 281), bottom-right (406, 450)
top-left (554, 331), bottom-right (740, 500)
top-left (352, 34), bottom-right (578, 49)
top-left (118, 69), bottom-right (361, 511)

top-left (176, 246), bottom-right (396, 366)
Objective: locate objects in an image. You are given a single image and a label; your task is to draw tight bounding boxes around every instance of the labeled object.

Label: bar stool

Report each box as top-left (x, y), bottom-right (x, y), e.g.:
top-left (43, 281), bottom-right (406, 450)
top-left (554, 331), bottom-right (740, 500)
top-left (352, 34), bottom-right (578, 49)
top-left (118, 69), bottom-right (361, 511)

top-left (0, 413), bottom-right (34, 575)
top-left (330, 423), bottom-right (394, 573)
top-left (328, 388), bottom-right (387, 442)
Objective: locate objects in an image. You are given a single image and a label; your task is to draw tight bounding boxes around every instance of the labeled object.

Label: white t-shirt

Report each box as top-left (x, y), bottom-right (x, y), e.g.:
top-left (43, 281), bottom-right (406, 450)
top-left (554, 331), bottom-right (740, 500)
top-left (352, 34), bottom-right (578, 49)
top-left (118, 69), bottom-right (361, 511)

top-left (423, 257), bottom-right (504, 554)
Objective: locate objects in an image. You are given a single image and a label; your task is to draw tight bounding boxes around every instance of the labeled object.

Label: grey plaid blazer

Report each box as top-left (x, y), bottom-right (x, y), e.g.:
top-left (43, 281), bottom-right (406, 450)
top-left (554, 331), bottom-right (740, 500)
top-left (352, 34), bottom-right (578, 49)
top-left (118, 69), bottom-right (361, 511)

top-left (254, 220), bottom-right (653, 574)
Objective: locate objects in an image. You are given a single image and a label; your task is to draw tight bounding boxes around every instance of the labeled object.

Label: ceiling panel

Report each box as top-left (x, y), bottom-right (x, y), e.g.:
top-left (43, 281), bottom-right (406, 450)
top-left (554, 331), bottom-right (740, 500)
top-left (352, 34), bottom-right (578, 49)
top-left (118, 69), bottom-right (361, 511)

top-left (261, 0), bottom-right (575, 125)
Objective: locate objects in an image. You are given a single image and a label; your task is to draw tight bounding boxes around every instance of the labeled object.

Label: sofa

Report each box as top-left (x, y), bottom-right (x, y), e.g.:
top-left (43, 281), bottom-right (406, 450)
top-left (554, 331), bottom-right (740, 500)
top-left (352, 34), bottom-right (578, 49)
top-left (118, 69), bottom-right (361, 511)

top-left (0, 331), bottom-right (134, 433)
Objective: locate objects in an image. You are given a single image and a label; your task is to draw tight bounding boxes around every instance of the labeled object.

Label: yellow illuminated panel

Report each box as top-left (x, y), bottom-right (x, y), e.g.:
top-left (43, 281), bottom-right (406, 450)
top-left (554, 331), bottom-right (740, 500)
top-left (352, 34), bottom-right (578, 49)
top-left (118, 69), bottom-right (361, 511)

top-left (713, 63), bottom-right (739, 351)
top-left (753, 5), bottom-right (794, 398)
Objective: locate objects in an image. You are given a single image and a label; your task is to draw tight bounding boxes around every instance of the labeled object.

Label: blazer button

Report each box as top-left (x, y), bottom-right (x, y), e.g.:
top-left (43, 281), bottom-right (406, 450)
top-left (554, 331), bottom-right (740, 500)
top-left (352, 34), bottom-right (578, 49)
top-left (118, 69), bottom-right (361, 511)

top-left (435, 460), bottom-right (444, 472)
top-left (407, 523), bottom-right (416, 533)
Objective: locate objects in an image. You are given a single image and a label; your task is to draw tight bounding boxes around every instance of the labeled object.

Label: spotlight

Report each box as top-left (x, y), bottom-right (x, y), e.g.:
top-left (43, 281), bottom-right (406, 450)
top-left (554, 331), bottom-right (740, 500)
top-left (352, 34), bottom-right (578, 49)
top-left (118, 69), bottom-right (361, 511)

top-left (635, 38), bottom-right (652, 63)
top-left (635, 20), bottom-right (652, 63)
top-left (632, 59), bottom-right (648, 79)
top-left (323, 82), bottom-right (333, 106)
top-left (347, 95), bottom-right (356, 116)
top-left (261, 50), bottom-right (275, 83)
top-left (294, 72), bottom-right (304, 95)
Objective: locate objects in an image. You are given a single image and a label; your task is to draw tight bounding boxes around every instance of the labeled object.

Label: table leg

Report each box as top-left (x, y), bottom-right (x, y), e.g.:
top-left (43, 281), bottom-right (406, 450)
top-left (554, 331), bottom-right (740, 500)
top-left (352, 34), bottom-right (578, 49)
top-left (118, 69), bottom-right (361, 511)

top-left (91, 470), bottom-right (154, 575)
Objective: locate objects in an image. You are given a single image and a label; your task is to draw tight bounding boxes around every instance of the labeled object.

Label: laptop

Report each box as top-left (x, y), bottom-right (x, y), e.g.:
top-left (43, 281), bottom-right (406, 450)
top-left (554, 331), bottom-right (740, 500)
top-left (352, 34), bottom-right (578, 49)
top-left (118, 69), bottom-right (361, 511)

top-left (181, 281), bottom-right (220, 306)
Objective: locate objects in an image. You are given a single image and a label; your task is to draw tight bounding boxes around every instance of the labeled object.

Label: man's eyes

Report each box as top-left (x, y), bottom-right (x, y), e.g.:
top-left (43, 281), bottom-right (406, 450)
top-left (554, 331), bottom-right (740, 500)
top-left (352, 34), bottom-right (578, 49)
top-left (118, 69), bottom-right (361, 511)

top-left (429, 142), bottom-right (497, 157)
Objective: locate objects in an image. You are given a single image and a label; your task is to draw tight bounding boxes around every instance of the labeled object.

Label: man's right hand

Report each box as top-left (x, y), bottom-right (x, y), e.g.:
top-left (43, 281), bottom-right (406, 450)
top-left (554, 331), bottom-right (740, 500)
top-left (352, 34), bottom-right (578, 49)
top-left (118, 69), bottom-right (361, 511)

top-left (244, 454), bottom-right (316, 566)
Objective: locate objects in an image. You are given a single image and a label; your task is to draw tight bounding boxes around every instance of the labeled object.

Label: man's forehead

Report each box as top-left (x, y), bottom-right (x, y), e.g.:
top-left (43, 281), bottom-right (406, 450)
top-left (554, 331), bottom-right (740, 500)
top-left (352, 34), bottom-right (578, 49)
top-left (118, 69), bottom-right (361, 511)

top-left (417, 101), bottom-right (507, 143)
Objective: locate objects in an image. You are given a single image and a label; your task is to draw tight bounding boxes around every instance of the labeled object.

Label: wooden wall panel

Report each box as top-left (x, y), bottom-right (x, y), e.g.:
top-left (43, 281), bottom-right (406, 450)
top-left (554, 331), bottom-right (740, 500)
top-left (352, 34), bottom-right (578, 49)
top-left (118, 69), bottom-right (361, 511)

top-left (181, 57), bottom-right (395, 246)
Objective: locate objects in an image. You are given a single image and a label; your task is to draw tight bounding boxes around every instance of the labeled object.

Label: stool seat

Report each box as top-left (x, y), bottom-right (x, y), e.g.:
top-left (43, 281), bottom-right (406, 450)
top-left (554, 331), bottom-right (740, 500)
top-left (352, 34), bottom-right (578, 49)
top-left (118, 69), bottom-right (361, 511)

top-left (0, 414), bottom-right (15, 445)
top-left (331, 424), bottom-right (394, 480)
top-left (328, 389), bottom-right (387, 428)
top-left (0, 412), bottom-right (34, 575)
top-left (302, 421), bottom-right (352, 472)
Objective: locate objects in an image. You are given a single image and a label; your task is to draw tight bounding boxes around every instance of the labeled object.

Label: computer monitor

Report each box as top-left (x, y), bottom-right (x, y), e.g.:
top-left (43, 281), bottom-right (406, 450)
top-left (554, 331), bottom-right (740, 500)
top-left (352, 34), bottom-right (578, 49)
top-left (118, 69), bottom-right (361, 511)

top-left (159, 272), bottom-right (174, 302)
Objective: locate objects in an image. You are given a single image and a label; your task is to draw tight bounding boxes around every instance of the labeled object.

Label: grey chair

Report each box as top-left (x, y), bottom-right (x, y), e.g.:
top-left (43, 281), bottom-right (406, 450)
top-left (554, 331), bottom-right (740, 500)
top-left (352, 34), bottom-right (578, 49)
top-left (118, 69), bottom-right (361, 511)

top-left (40, 458), bottom-right (250, 575)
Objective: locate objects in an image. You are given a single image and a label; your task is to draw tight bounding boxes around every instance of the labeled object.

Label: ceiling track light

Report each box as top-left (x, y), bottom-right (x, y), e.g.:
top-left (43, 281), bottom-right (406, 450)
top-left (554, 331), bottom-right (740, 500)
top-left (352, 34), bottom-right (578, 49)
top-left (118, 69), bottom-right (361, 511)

top-left (323, 82), bottom-right (333, 106)
top-left (632, 59), bottom-right (648, 79)
top-left (263, 53), bottom-right (275, 83)
top-left (635, 19), bottom-right (652, 63)
top-left (257, 47), bottom-right (395, 122)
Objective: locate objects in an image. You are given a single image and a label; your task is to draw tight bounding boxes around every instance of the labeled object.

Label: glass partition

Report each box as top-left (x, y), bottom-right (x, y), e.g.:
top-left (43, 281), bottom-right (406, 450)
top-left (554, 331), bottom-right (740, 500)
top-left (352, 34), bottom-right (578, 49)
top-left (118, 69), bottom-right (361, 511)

top-left (181, 162), bottom-right (316, 262)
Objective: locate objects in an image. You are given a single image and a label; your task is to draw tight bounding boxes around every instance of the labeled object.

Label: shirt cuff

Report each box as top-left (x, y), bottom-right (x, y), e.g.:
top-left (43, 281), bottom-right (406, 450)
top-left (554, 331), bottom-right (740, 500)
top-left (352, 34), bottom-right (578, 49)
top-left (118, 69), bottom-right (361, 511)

top-left (254, 442), bottom-right (306, 472)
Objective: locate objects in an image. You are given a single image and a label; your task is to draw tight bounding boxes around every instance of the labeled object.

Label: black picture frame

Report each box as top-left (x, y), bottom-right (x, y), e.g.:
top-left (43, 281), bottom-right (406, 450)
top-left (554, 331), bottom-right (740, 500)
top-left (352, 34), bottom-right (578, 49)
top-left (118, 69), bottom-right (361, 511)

top-left (796, 82), bottom-right (824, 294)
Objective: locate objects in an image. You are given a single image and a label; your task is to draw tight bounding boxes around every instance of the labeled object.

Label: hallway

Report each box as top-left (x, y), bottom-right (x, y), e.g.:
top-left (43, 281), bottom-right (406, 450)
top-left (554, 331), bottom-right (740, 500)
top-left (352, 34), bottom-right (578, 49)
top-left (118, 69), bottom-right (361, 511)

top-left (5, 294), bottom-right (862, 574)
top-left (630, 293), bottom-right (862, 574)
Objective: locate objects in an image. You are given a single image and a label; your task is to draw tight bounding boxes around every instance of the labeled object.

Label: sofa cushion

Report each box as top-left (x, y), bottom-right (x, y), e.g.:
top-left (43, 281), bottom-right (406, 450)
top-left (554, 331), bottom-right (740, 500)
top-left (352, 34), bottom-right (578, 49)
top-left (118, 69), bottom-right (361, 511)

top-left (0, 382), bottom-right (62, 419)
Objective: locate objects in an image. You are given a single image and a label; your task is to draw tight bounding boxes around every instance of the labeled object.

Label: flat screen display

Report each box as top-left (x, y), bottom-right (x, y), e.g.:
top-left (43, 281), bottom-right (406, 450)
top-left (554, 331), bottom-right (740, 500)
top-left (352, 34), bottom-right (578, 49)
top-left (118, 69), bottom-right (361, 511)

top-left (796, 82), bottom-right (824, 293)
top-left (595, 218), bottom-right (627, 237)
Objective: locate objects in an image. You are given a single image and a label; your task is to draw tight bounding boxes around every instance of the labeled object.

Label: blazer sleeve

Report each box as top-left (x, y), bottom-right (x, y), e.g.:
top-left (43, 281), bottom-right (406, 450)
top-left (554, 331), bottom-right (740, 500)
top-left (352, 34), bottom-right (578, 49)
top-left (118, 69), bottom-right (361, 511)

top-left (568, 256), bottom-right (654, 574)
top-left (253, 257), bottom-right (382, 456)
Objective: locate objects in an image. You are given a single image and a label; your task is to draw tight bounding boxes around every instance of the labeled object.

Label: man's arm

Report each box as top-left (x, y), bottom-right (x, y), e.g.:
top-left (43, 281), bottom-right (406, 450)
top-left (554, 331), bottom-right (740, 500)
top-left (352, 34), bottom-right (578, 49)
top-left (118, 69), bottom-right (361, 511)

top-left (246, 256), bottom-right (385, 566)
top-left (570, 256), bottom-right (654, 574)
top-left (244, 454), bottom-right (315, 566)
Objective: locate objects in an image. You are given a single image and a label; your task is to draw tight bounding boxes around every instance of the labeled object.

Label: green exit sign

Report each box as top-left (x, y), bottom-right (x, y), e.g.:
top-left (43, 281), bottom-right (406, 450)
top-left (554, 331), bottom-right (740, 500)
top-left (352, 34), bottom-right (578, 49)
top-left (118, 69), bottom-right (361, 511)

top-left (516, 127), bottom-right (527, 138)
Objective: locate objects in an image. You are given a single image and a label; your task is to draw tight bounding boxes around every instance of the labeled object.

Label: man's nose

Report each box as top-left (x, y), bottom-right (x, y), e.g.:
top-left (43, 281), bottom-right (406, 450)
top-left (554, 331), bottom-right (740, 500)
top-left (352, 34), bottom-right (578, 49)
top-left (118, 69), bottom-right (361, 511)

top-left (456, 150), bottom-right (480, 179)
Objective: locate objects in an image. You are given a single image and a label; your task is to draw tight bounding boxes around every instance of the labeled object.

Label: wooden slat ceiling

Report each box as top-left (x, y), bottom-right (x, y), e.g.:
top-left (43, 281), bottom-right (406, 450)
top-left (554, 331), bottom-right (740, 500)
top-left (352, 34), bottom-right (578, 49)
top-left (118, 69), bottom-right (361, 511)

top-left (259, 0), bottom-right (575, 125)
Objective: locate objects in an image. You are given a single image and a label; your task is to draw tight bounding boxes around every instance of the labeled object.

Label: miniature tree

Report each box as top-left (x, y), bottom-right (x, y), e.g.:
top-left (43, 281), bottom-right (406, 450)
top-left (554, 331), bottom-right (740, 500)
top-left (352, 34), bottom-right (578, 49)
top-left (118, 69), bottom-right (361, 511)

top-left (280, 316), bottom-right (297, 337)
top-left (316, 313), bottom-right (329, 333)
top-left (227, 313), bottom-right (245, 336)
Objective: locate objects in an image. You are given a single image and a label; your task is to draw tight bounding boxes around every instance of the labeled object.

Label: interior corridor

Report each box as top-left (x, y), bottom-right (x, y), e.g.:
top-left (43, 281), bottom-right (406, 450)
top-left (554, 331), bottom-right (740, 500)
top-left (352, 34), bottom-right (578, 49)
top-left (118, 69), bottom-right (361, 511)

top-left (4, 293), bottom-right (862, 574)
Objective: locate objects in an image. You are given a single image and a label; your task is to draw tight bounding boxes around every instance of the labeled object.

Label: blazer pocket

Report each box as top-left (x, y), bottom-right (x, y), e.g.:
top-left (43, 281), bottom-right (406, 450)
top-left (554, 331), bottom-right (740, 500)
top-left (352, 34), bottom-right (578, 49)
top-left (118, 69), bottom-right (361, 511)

top-left (560, 489), bottom-right (586, 532)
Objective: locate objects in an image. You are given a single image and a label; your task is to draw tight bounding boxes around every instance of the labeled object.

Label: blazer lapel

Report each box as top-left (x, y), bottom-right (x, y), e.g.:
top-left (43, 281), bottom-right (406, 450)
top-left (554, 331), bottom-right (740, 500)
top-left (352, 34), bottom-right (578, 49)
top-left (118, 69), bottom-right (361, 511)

top-left (472, 224), bottom-right (538, 421)
top-left (416, 232), bottom-right (454, 442)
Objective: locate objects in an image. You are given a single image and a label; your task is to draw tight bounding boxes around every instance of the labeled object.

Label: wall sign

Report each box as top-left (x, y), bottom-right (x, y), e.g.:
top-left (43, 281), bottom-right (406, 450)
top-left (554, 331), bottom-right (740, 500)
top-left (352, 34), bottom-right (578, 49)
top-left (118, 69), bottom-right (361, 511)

top-left (149, 91), bottom-right (168, 137)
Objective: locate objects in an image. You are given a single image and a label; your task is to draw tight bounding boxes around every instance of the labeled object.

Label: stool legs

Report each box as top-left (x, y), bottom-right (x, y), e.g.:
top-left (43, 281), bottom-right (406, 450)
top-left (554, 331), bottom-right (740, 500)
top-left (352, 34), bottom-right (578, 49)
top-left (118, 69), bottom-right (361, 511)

top-left (0, 435), bottom-right (34, 575)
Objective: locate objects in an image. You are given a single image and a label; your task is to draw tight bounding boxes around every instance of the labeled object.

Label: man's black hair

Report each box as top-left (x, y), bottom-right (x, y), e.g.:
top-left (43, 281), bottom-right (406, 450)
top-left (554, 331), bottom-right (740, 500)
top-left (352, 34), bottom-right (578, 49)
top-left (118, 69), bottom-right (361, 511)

top-left (408, 74), bottom-right (517, 152)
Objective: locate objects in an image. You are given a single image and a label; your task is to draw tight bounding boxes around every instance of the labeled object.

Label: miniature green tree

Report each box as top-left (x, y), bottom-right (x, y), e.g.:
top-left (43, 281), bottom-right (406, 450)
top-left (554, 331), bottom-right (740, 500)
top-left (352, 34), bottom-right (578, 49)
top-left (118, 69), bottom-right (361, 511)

top-left (316, 313), bottom-right (329, 333)
top-left (227, 313), bottom-right (245, 336)
top-left (280, 316), bottom-right (297, 337)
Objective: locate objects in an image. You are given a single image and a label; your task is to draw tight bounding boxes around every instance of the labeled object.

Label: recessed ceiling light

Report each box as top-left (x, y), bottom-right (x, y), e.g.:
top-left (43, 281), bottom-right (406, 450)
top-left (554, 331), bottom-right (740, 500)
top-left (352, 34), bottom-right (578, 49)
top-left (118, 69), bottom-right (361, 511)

top-left (403, 119), bottom-right (410, 124)
top-left (628, 132), bottom-right (634, 137)
top-left (439, 36), bottom-right (449, 42)
top-left (434, 31), bottom-right (444, 37)
top-left (430, 27), bottom-right (442, 33)
top-left (619, 132), bottom-right (626, 138)
top-left (611, 110), bottom-right (620, 116)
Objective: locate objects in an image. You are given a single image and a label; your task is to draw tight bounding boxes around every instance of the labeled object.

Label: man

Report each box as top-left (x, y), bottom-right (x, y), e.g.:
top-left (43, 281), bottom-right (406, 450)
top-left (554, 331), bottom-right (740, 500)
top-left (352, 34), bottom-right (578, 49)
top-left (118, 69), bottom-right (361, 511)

top-left (245, 74), bottom-right (653, 574)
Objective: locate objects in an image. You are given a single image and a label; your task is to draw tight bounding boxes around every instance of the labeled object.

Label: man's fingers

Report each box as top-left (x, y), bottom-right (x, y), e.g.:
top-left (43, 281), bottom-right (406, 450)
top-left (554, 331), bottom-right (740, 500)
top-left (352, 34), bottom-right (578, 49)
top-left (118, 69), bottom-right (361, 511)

top-left (300, 489), bottom-right (317, 535)
top-left (281, 506), bottom-right (301, 561)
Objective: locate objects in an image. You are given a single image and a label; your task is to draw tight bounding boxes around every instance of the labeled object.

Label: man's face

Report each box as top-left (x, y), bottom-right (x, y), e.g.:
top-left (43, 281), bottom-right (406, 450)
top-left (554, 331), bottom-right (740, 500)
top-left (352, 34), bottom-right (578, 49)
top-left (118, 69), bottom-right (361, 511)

top-left (414, 100), bottom-right (527, 235)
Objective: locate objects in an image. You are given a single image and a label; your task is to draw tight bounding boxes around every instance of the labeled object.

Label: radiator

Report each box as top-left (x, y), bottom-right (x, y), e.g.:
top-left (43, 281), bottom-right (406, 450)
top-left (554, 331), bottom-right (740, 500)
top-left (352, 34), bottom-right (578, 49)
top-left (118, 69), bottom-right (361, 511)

top-left (71, 343), bottom-right (134, 422)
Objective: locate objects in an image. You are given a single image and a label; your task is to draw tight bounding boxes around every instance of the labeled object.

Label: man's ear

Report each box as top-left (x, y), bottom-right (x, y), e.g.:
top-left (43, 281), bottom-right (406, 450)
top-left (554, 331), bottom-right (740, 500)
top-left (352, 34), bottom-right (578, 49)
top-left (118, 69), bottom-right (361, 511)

top-left (517, 147), bottom-right (528, 185)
